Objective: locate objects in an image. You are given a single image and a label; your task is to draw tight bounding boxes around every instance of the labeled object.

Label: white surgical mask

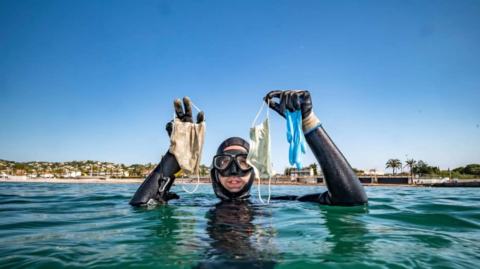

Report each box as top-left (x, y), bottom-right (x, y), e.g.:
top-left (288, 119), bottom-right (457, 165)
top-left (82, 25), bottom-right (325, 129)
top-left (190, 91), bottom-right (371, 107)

top-left (247, 100), bottom-right (273, 204)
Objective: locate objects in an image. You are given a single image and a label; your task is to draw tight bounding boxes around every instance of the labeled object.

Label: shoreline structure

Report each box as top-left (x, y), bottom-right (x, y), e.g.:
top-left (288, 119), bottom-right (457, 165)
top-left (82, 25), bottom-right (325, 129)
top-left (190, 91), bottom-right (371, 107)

top-left (1, 177), bottom-right (479, 187)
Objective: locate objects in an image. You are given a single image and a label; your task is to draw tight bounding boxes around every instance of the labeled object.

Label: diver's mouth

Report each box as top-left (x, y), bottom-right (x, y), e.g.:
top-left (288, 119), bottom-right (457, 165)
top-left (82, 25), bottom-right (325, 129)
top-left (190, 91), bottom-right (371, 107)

top-left (226, 177), bottom-right (243, 189)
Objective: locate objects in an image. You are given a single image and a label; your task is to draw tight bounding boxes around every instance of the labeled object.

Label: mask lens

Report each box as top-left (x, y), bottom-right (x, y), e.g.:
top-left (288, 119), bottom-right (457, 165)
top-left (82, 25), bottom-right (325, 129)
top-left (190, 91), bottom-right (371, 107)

top-left (214, 155), bottom-right (233, 170)
top-left (236, 155), bottom-right (251, 170)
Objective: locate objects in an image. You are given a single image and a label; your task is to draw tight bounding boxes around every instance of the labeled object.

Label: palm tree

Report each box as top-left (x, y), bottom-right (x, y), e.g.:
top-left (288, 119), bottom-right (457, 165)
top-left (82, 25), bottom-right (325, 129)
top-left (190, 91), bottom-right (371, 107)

top-left (404, 159), bottom-right (416, 179)
top-left (386, 159), bottom-right (402, 174)
top-left (309, 163), bottom-right (319, 175)
top-left (199, 164), bottom-right (209, 177)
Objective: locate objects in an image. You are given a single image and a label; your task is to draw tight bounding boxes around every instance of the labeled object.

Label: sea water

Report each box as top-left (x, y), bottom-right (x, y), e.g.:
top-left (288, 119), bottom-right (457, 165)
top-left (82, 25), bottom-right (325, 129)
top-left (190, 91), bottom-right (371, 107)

top-left (0, 182), bottom-right (479, 268)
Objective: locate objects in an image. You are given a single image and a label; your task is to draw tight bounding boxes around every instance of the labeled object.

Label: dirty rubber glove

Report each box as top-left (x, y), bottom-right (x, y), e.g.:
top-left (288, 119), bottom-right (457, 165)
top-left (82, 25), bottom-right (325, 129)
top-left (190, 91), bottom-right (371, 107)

top-left (166, 97), bottom-right (205, 137)
top-left (264, 91), bottom-right (321, 133)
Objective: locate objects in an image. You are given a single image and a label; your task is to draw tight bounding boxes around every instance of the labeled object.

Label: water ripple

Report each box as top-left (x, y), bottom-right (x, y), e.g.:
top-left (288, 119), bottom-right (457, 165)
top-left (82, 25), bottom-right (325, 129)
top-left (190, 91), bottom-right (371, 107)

top-left (1, 183), bottom-right (480, 268)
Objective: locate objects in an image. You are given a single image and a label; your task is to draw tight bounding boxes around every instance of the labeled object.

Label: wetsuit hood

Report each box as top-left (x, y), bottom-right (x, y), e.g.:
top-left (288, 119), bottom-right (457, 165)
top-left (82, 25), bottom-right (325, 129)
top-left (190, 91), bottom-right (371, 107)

top-left (211, 137), bottom-right (255, 201)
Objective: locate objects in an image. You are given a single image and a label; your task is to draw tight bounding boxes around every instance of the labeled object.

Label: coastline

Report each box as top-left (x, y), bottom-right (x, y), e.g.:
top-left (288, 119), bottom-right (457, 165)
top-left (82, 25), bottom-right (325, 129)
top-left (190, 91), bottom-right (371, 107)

top-left (2, 178), bottom-right (478, 187)
top-left (0, 178), bottom-right (146, 184)
top-left (0, 178), bottom-right (420, 187)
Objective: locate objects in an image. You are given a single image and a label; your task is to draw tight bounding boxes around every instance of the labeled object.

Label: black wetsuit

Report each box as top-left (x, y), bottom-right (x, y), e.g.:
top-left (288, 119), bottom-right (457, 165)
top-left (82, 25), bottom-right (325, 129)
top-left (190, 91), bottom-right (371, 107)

top-left (129, 125), bottom-right (368, 207)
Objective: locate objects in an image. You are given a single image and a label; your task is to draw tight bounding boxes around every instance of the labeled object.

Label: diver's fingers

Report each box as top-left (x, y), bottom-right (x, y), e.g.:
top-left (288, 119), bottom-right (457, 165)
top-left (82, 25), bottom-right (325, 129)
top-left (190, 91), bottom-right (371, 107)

top-left (183, 97), bottom-right (193, 120)
top-left (196, 111), bottom-right (205, 123)
top-left (292, 92), bottom-right (301, 111)
top-left (279, 92), bottom-right (288, 115)
top-left (299, 91), bottom-right (313, 118)
top-left (299, 91), bottom-right (311, 102)
top-left (181, 97), bottom-right (194, 123)
top-left (166, 192), bottom-right (180, 201)
top-left (285, 91), bottom-right (297, 113)
top-left (266, 90), bottom-right (283, 100)
top-left (299, 90), bottom-right (313, 108)
top-left (174, 99), bottom-right (184, 119)
top-left (266, 98), bottom-right (286, 118)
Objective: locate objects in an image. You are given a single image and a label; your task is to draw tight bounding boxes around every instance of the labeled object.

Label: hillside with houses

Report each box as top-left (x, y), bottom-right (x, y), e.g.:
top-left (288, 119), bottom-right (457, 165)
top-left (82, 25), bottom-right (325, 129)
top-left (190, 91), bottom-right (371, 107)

top-left (0, 159), bottom-right (158, 178)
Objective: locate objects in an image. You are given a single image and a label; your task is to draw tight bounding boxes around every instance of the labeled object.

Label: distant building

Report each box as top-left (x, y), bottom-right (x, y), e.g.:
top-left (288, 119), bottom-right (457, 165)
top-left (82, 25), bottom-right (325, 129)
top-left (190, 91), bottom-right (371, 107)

top-left (142, 170), bottom-right (152, 178)
top-left (40, 172), bottom-right (54, 178)
top-left (15, 171), bottom-right (27, 176)
top-left (362, 169), bottom-right (384, 176)
top-left (290, 167), bottom-right (314, 177)
top-left (62, 171), bottom-right (81, 178)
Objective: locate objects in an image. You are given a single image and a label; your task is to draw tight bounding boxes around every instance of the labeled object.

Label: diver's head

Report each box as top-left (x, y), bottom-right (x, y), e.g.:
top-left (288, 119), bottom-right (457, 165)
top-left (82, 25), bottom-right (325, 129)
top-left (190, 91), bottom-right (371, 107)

top-left (215, 145), bottom-right (252, 192)
top-left (211, 137), bottom-right (255, 201)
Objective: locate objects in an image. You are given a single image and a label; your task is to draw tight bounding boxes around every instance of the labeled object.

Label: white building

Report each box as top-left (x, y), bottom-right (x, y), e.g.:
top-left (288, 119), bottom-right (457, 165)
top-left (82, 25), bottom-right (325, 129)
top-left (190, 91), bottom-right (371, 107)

top-left (362, 169), bottom-right (385, 176)
top-left (40, 172), bottom-right (54, 178)
top-left (416, 178), bottom-right (444, 184)
top-left (62, 171), bottom-right (81, 178)
top-left (290, 167), bottom-right (314, 177)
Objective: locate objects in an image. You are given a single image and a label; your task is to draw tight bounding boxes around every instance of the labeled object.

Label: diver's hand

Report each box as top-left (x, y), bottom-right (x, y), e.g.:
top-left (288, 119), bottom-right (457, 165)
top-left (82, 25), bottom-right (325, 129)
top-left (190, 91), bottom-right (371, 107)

top-left (166, 97), bottom-right (205, 137)
top-left (264, 91), bottom-right (320, 133)
top-left (147, 191), bottom-right (179, 206)
top-left (264, 91), bottom-right (313, 119)
top-left (160, 191), bottom-right (180, 203)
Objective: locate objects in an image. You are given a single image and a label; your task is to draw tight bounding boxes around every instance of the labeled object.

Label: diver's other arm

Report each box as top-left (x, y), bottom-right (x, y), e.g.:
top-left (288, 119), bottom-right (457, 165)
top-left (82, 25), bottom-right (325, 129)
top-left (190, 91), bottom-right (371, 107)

top-left (303, 125), bottom-right (367, 205)
top-left (129, 151), bottom-right (180, 206)
top-left (265, 91), bottom-right (367, 206)
top-left (129, 97), bottom-right (205, 206)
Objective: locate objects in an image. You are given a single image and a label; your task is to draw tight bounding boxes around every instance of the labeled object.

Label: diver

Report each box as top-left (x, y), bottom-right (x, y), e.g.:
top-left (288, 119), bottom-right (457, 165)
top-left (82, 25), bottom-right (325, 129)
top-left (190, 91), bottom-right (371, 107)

top-left (130, 90), bottom-right (368, 206)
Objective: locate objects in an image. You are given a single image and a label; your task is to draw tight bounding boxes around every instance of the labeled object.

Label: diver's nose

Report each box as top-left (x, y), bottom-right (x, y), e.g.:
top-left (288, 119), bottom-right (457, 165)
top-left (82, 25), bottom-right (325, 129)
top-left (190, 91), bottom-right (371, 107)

top-left (230, 161), bottom-right (238, 175)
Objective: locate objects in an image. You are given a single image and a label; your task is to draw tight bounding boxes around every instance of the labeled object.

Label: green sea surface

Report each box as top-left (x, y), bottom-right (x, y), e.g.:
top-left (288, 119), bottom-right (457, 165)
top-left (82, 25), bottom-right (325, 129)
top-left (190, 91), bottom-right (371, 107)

top-left (0, 182), bottom-right (479, 268)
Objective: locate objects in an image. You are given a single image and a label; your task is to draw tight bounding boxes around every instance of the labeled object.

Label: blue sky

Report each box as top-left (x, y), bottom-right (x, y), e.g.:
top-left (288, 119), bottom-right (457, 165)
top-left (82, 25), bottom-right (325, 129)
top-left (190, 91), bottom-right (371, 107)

top-left (1, 0), bottom-right (479, 173)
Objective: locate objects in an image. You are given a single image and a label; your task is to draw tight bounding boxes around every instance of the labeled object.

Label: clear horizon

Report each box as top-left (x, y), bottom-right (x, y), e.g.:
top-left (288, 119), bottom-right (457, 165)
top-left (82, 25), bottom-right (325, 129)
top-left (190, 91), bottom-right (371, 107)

top-left (1, 0), bottom-right (479, 174)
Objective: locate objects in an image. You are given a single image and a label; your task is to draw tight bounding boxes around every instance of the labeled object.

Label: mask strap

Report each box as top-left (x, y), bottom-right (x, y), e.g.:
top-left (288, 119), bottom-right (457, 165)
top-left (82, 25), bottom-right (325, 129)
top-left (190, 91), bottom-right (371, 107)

top-left (258, 176), bottom-right (272, 205)
top-left (252, 99), bottom-right (269, 127)
top-left (267, 98), bottom-right (269, 118)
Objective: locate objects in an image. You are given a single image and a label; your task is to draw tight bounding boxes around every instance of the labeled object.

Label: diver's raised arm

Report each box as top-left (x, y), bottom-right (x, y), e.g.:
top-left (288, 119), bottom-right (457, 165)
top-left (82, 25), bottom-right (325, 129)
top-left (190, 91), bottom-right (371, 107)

top-left (129, 97), bottom-right (205, 206)
top-left (265, 91), bottom-right (367, 206)
top-left (129, 151), bottom-right (180, 206)
top-left (303, 125), bottom-right (367, 205)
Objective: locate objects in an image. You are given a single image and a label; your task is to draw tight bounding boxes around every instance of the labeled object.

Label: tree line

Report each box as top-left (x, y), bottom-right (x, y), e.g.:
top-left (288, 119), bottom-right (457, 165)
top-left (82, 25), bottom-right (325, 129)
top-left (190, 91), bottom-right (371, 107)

top-left (385, 158), bottom-right (480, 178)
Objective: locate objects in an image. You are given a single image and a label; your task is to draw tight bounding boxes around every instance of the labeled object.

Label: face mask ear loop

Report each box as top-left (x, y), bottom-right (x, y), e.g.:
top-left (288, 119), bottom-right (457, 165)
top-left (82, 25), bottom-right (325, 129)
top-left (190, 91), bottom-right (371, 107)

top-left (173, 104), bottom-right (176, 121)
top-left (258, 176), bottom-right (272, 205)
top-left (266, 98), bottom-right (269, 119)
top-left (182, 172), bottom-right (200, 194)
top-left (190, 101), bottom-right (205, 121)
top-left (181, 141), bottom-right (201, 194)
top-left (252, 101), bottom-right (265, 127)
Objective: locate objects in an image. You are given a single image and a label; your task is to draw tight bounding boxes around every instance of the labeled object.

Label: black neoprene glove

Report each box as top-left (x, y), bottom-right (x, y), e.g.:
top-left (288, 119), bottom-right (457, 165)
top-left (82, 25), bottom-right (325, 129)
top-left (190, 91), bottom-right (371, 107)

top-left (264, 90), bottom-right (313, 118)
top-left (166, 97), bottom-right (205, 137)
top-left (264, 91), bottom-right (320, 133)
